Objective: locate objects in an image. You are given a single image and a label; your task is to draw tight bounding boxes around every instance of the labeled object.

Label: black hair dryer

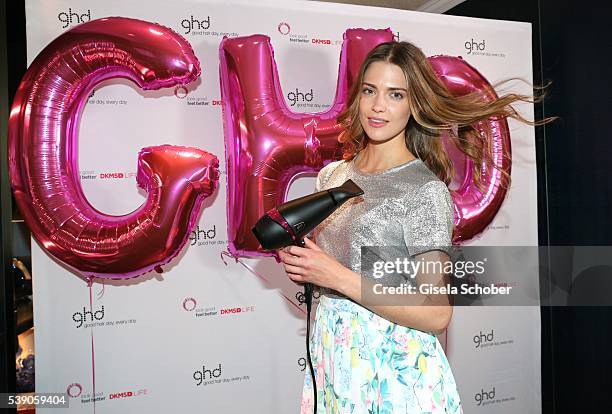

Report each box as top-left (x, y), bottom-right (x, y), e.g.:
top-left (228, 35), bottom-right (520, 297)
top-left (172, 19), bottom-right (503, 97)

top-left (252, 178), bottom-right (363, 414)
top-left (252, 179), bottom-right (364, 250)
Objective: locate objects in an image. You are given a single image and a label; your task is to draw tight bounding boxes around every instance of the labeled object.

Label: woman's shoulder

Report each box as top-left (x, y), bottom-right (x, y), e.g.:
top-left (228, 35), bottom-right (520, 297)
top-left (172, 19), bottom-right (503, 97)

top-left (415, 179), bottom-right (452, 205)
top-left (399, 163), bottom-right (452, 211)
top-left (401, 159), bottom-right (439, 182)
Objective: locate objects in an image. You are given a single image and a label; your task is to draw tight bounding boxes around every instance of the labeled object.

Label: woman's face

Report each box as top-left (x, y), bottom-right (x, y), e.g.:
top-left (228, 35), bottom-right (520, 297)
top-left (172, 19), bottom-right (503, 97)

top-left (358, 61), bottom-right (411, 144)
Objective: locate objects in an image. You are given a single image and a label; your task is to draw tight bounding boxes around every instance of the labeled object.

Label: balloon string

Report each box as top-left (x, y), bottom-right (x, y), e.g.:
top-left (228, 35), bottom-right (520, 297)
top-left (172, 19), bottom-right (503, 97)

top-left (96, 280), bottom-right (105, 300)
top-left (86, 277), bottom-right (97, 414)
top-left (220, 250), bottom-right (305, 315)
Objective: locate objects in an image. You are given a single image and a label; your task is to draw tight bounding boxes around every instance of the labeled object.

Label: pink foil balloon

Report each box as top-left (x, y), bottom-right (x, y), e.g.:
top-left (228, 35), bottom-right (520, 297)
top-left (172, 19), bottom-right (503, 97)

top-left (429, 56), bottom-right (512, 243)
top-left (8, 17), bottom-right (220, 279)
top-left (220, 28), bottom-right (394, 257)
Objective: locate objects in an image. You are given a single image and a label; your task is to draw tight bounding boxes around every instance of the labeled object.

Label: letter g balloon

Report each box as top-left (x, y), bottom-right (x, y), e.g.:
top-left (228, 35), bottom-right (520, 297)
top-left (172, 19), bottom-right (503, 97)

top-left (8, 17), bottom-right (219, 280)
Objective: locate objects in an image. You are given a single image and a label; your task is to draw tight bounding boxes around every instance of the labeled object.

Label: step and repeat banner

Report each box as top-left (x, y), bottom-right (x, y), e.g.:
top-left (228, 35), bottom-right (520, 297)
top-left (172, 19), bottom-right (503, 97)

top-left (25, 0), bottom-right (540, 412)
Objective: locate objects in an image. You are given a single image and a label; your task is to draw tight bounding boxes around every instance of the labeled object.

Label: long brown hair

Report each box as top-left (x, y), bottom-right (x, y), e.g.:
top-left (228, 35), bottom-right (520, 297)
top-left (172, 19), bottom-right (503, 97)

top-left (338, 41), bottom-right (555, 189)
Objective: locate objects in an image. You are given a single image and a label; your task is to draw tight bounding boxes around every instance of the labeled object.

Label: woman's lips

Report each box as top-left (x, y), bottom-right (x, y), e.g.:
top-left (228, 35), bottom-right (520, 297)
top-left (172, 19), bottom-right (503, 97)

top-left (368, 118), bottom-right (388, 128)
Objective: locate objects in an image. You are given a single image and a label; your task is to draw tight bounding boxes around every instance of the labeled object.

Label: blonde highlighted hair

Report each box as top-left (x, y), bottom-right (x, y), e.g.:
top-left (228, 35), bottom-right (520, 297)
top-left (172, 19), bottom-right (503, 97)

top-left (338, 41), bottom-right (555, 189)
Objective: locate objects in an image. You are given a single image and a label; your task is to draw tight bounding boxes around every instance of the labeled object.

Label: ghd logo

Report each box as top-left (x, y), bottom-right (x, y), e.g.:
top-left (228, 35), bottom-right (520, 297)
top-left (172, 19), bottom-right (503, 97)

top-left (72, 306), bottom-right (105, 328)
top-left (193, 363), bottom-right (222, 386)
top-left (181, 16), bottom-right (211, 34)
top-left (287, 88), bottom-right (314, 107)
top-left (58, 8), bottom-right (91, 29)
top-left (465, 38), bottom-right (486, 55)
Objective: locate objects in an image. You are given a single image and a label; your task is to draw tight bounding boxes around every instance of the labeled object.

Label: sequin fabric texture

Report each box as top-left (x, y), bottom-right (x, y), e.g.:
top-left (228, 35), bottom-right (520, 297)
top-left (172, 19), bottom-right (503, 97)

top-left (300, 157), bottom-right (463, 414)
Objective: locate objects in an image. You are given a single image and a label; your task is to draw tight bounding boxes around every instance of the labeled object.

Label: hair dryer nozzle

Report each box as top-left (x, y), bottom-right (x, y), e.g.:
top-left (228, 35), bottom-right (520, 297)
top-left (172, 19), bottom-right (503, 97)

top-left (252, 211), bottom-right (293, 250)
top-left (329, 179), bottom-right (364, 205)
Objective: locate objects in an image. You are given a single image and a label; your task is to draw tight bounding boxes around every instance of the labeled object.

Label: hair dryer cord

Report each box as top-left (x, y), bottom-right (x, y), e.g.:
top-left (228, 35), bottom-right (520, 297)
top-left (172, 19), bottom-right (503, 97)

top-left (304, 282), bottom-right (317, 414)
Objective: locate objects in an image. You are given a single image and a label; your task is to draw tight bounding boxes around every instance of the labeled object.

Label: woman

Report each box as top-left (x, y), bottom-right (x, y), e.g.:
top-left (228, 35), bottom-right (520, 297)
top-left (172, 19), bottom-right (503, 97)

top-left (278, 41), bottom-right (546, 413)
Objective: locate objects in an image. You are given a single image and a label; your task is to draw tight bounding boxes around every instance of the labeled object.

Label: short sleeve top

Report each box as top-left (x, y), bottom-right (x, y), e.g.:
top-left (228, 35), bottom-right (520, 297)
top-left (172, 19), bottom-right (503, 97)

top-left (313, 156), bottom-right (455, 288)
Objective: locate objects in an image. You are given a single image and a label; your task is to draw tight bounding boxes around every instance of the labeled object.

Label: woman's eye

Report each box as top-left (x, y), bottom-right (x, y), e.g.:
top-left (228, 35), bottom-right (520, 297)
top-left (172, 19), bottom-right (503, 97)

top-left (362, 87), bottom-right (374, 95)
top-left (391, 92), bottom-right (404, 100)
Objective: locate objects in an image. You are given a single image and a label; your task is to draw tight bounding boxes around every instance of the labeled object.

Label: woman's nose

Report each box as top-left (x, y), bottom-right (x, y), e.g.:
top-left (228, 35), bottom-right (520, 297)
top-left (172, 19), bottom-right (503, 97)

top-left (372, 94), bottom-right (386, 112)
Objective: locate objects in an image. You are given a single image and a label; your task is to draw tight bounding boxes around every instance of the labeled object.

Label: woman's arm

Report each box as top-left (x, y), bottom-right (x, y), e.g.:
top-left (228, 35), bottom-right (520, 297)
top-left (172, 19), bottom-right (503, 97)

top-left (278, 238), bottom-right (452, 334)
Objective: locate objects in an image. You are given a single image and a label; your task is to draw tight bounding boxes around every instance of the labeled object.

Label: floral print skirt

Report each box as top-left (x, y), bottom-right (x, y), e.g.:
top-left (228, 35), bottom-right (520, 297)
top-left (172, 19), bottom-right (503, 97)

top-left (300, 295), bottom-right (462, 414)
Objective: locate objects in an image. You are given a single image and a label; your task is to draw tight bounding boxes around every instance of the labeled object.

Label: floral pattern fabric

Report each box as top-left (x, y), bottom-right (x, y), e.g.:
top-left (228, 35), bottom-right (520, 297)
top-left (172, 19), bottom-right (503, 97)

top-left (300, 295), bottom-right (462, 414)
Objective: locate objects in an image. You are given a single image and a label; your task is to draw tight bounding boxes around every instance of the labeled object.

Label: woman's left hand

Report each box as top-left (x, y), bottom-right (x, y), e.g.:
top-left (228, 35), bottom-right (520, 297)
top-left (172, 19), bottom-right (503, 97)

top-left (277, 237), bottom-right (347, 291)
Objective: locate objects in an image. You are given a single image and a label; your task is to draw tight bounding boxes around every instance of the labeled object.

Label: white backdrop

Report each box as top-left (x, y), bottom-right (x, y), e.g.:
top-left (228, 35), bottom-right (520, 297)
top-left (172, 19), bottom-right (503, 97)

top-left (25, 0), bottom-right (541, 412)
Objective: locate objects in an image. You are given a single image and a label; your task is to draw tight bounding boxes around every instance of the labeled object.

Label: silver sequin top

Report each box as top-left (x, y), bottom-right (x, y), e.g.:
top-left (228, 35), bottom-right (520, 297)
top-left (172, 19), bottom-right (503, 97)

top-left (313, 155), bottom-right (454, 296)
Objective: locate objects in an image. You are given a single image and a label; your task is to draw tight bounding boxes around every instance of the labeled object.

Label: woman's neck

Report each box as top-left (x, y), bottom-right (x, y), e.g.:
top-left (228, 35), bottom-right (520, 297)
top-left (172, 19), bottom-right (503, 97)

top-left (355, 140), bottom-right (416, 174)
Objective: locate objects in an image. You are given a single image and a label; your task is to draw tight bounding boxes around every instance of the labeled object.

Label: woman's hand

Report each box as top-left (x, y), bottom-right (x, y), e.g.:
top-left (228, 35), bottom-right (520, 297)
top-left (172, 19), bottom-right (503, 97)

top-left (277, 240), bottom-right (452, 333)
top-left (277, 237), bottom-right (348, 291)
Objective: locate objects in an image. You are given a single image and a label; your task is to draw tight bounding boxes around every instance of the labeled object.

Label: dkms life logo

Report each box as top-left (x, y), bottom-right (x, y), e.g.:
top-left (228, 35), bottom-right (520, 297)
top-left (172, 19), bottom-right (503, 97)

top-left (58, 8), bottom-right (91, 28)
